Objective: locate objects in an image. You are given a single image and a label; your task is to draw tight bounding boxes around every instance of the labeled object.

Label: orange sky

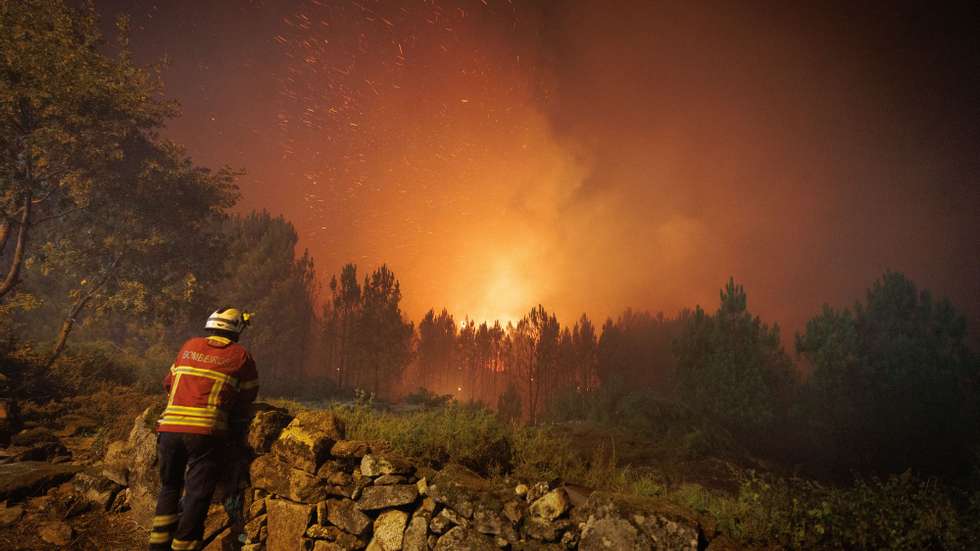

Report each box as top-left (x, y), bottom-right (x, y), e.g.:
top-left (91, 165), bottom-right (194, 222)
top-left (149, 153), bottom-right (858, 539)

top-left (101, 0), bottom-right (979, 339)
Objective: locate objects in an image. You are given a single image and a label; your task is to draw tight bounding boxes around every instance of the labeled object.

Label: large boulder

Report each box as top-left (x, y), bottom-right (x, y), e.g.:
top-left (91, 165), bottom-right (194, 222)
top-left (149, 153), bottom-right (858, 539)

top-left (324, 498), bottom-right (371, 536)
top-left (579, 516), bottom-right (649, 550)
top-left (0, 461), bottom-right (81, 501)
top-left (528, 488), bottom-right (571, 521)
top-left (101, 440), bottom-right (130, 486)
top-left (359, 454), bottom-right (414, 477)
top-left (369, 509), bottom-right (408, 551)
top-left (574, 492), bottom-right (704, 551)
top-left (72, 470), bottom-right (124, 511)
top-left (355, 484), bottom-right (418, 511)
top-left (402, 515), bottom-right (428, 551)
top-left (434, 526), bottom-right (497, 551)
top-left (126, 406), bottom-right (163, 527)
top-left (427, 464), bottom-right (491, 519)
top-left (250, 453), bottom-right (335, 503)
top-left (266, 498), bottom-right (313, 551)
top-left (247, 405), bottom-right (293, 455)
top-left (330, 440), bottom-right (376, 459)
top-left (271, 411), bottom-right (345, 473)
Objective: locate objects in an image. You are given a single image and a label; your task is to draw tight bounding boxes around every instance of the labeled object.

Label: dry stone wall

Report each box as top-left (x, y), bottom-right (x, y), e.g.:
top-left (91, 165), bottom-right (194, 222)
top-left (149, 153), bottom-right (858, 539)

top-left (116, 404), bottom-right (712, 550)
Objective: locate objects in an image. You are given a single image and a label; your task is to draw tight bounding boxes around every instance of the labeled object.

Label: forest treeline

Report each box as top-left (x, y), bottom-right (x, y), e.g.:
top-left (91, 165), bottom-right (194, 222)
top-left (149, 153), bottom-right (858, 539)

top-left (1, 0), bottom-right (978, 486)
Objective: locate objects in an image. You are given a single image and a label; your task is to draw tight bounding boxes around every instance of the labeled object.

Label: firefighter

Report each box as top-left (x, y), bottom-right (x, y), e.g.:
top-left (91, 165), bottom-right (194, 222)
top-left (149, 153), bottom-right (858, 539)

top-left (148, 307), bottom-right (259, 551)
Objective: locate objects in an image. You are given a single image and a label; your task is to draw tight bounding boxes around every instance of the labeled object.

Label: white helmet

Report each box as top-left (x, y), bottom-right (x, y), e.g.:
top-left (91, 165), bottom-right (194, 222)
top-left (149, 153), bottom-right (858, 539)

top-left (205, 307), bottom-right (252, 335)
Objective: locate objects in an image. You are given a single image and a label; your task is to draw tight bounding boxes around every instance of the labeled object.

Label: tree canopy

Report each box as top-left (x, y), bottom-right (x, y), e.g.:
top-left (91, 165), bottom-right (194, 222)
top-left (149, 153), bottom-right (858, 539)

top-left (674, 278), bottom-right (795, 437)
top-left (797, 271), bottom-right (979, 476)
top-left (1, 0), bottom-right (173, 298)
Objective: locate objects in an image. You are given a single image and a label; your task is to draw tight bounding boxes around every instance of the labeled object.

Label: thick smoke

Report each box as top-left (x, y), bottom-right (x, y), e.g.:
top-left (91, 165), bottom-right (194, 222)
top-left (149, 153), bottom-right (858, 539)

top-left (108, 0), bottom-right (979, 335)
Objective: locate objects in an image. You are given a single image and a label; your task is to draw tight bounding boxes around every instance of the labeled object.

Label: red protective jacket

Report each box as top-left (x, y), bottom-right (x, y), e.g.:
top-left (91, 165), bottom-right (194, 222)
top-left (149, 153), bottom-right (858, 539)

top-left (158, 335), bottom-right (259, 435)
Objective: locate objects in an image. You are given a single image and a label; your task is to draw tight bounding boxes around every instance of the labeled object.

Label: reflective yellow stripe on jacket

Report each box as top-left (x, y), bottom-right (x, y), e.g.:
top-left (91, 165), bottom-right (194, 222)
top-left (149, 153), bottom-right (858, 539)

top-left (158, 402), bottom-right (229, 431)
top-left (172, 365), bottom-right (239, 388)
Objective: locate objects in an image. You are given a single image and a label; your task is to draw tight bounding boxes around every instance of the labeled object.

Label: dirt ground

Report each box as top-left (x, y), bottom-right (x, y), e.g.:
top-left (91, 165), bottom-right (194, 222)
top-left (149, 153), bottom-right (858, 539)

top-left (0, 507), bottom-right (147, 551)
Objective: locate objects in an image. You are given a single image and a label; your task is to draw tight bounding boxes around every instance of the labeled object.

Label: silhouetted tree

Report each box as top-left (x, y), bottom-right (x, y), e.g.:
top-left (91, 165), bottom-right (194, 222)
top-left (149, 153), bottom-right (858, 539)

top-left (797, 272), bottom-right (979, 476)
top-left (212, 212), bottom-right (317, 393)
top-left (571, 314), bottom-right (599, 392)
top-left (323, 264), bottom-right (362, 389)
top-left (510, 305), bottom-right (560, 425)
top-left (597, 309), bottom-right (682, 397)
top-left (357, 265), bottom-right (413, 398)
top-left (416, 308), bottom-right (456, 392)
top-left (497, 381), bottom-right (522, 424)
top-left (674, 278), bottom-right (795, 437)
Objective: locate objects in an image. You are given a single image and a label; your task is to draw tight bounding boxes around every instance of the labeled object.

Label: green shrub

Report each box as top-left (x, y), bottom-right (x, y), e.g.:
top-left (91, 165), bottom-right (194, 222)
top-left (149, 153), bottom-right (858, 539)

top-left (672, 471), bottom-right (978, 550)
top-left (403, 387), bottom-right (453, 408)
top-left (333, 403), bottom-right (511, 474)
top-left (496, 382), bottom-right (522, 424)
top-left (510, 425), bottom-right (592, 483)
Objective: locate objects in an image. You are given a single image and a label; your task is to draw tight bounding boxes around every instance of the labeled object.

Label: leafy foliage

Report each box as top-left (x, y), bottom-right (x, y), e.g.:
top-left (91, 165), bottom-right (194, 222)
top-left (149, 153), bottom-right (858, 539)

top-left (674, 471), bottom-right (977, 550)
top-left (403, 387), bottom-right (454, 408)
top-left (797, 271), bottom-right (980, 476)
top-left (674, 278), bottom-right (796, 437)
top-left (0, 0), bottom-right (175, 298)
top-left (335, 401), bottom-right (511, 474)
top-left (213, 212), bottom-right (317, 395)
top-left (597, 309), bottom-right (682, 396)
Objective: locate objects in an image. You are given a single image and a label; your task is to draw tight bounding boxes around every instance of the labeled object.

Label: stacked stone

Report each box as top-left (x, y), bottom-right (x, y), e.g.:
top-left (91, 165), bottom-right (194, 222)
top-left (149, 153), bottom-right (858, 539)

top-left (108, 404), bottom-right (709, 550)
top-left (234, 407), bottom-right (706, 551)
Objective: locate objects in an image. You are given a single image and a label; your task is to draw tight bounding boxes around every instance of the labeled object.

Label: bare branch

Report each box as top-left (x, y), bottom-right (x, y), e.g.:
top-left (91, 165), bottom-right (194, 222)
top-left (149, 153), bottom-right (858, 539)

top-left (46, 253), bottom-right (124, 365)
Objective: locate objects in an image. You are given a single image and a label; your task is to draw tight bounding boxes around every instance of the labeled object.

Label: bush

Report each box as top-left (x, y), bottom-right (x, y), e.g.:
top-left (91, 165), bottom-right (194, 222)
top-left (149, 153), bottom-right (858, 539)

top-left (333, 403), bottom-right (511, 474)
top-left (797, 272), bottom-right (979, 477)
top-left (496, 382), bottom-right (521, 424)
top-left (510, 425), bottom-right (591, 482)
top-left (671, 470), bottom-right (978, 550)
top-left (674, 278), bottom-right (795, 439)
top-left (403, 387), bottom-right (454, 408)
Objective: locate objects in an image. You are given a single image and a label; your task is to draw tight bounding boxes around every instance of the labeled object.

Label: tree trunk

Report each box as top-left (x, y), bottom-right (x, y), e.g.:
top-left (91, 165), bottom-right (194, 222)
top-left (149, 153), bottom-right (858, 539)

top-left (0, 220), bottom-right (10, 256)
top-left (47, 294), bottom-right (91, 367)
top-left (0, 192), bottom-right (32, 298)
top-left (45, 255), bottom-right (121, 367)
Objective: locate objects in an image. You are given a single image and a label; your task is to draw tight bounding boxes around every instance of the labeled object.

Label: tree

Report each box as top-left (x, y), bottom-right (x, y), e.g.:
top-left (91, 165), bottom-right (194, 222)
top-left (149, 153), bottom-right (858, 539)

top-left (209, 212), bottom-right (317, 394)
top-left (1, 0), bottom-right (172, 299)
top-left (34, 139), bottom-right (236, 364)
top-left (597, 309), bottom-right (682, 397)
top-left (457, 318), bottom-right (477, 400)
top-left (571, 314), bottom-right (598, 392)
top-left (674, 278), bottom-right (795, 437)
top-left (416, 308), bottom-right (456, 392)
top-left (797, 272), bottom-right (979, 476)
top-left (497, 381), bottom-right (522, 424)
top-left (356, 265), bottom-right (413, 398)
top-left (323, 263), bottom-right (362, 389)
top-left (510, 305), bottom-right (560, 425)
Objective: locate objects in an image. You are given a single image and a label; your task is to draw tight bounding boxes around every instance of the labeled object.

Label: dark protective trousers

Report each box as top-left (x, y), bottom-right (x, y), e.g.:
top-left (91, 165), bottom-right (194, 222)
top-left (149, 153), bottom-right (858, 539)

top-left (148, 432), bottom-right (222, 551)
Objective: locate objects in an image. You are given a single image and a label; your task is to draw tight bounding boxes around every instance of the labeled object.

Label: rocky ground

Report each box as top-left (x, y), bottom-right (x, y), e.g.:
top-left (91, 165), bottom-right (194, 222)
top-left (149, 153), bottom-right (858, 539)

top-left (0, 398), bottom-right (734, 550)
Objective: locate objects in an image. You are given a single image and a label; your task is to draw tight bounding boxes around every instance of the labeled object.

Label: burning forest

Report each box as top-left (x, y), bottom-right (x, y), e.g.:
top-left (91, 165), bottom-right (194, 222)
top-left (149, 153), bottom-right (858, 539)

top-left (0, 0), bottom-right (978, 549)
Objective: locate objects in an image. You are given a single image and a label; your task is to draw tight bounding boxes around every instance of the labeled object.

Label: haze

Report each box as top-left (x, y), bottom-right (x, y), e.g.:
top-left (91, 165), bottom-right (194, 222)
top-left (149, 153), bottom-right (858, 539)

top-left (98, 0), bottom-right (979, 335)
